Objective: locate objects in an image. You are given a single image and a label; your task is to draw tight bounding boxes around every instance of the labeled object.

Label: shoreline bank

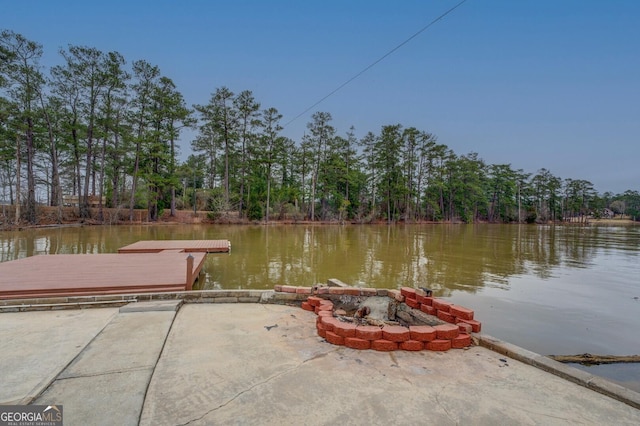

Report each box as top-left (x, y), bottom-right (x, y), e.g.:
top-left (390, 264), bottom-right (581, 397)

top-left (1, 207), bottom-right (637, 231)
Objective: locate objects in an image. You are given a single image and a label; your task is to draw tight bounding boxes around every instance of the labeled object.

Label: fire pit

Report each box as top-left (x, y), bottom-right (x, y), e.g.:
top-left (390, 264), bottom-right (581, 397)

top-left (297, 286), bottom-right (481, 352)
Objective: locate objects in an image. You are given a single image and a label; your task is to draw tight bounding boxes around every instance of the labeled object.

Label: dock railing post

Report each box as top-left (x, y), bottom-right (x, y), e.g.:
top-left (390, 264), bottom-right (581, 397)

top-left (186, 254), bottom-right (194, 290)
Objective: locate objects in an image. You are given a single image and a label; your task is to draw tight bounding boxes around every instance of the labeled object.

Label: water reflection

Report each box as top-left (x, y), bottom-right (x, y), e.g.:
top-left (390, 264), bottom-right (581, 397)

top-left (2, 224), bottom-right (638, 293)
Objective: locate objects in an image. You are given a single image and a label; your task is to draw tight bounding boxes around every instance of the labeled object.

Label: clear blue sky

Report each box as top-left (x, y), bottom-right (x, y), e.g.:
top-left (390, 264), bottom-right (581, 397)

top-left (3, 0), bottom-right (639, 193)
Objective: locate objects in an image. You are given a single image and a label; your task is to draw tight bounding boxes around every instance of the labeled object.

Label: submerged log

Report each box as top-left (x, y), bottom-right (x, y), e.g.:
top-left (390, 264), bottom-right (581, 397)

top-left (548, 353), bottom-right (640, 365)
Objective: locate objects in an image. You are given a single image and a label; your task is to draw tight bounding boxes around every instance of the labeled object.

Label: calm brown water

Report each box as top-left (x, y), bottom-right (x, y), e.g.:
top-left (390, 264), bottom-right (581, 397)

top-left (1, 223), bottom-right (639, 391)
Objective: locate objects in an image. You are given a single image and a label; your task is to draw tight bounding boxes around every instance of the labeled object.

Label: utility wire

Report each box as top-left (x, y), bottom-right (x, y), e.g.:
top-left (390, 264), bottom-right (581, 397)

top-left (283, 0), bottom-right (468, 128)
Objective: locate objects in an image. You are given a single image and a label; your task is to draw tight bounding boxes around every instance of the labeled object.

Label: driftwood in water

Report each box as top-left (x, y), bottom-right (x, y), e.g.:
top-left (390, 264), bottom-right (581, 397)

top-left (548, 353), bottom-right (640, 365)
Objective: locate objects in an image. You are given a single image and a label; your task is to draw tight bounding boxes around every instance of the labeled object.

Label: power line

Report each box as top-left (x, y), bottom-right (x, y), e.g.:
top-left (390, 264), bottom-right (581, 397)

top-left (283, 0), bottom-right (468, 128)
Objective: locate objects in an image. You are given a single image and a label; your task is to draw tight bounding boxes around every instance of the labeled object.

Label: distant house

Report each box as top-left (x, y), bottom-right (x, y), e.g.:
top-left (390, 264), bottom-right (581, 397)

top-left (603, 208), bottom-right (614, 218)
top-left (63, 195), bottom-right (106, 207)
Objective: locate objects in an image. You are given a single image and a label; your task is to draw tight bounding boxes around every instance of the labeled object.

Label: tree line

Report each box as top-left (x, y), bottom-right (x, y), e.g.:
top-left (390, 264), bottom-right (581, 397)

top-left (1, 29), bottom-right (638, 225)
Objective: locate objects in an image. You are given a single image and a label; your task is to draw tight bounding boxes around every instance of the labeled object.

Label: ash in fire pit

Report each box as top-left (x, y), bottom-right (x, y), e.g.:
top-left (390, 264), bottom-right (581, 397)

top-left (330, 296), bottom-right (446, 328)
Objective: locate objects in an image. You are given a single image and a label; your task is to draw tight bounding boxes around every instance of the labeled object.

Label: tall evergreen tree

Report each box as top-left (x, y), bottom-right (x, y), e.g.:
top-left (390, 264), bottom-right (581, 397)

top-left (234, 90), bottom-right (260, 218)
top-left (254, 107), bottom-right (283, 222)
top-left (374, 124), bottom-right (404, 223)
top-left (56, 45), bottom-right (109, 217)
top-left (0, 30), bottom-right (44, 223)
top-left (97, 51), bottom-right (128, 218)
top-left (128, 60), bottom-right (160, 221)
top-left (305, 111), bottom-right (334, 221)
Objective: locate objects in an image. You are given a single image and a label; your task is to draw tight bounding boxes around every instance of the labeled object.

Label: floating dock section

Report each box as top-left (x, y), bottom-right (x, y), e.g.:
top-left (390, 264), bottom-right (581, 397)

top-left (0, 239), bottom-right (229, 299)
top-left (117, 239), bottom-right (230, 253)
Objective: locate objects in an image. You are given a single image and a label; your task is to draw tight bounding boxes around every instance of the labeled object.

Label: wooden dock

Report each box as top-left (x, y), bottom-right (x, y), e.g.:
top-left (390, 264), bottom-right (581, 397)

top-left (118, 239), bottom-right (230, 254)
top-left (0, 252), bottom-right (207, 300)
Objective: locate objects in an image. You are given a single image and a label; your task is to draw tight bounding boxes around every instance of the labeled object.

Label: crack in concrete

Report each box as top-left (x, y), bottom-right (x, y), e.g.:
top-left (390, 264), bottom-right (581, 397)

top-left (434, 384), bottom-right (458, 425)
top-left (177, 349), bottom-right (338, 426)
top-left (56, 365), bottom-right (151, 381)
top-left (176, 367), bottom-right (299, 426)
top-left (519, 408), bottom-right (575, 423)
top-left (301, 347), bottom-right (339, 364)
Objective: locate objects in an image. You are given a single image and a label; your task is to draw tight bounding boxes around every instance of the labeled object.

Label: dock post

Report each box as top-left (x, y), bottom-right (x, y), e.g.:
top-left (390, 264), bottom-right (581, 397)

top-left (186, 254), bottom-right (194, 290)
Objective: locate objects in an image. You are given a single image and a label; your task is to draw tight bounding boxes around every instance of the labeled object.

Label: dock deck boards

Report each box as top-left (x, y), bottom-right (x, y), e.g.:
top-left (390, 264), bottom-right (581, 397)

top-left (0, 252), bottom-right (207, 299)
top-left (118, 239), bottom-right (230, 253)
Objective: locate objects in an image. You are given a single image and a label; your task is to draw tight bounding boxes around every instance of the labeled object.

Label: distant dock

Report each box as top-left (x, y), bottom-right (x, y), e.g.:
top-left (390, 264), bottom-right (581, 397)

top-left (0, 239), bottom-right (230, 299)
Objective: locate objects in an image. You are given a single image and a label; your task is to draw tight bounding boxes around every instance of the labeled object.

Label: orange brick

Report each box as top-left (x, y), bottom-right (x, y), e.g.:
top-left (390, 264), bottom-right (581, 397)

top-left (405, 298), bottom-right (420, 309)
top-left (437, 310), bottom-right (456, 323)
top-left (371, 339), bottom-right (398, 351)
top-left (356, 325), bottom-right (383, 341)
top-left (426, 339), bottom-right (451, 351)
top-left (382, 326), bottom-right (411, 342)
top-left (317, 303), bottom-right (334, 312)
top-left (450, 305), bottom-right (474, 321)
top-left (296, 287), bottom-right (312, 294)
top-left (387, 289), bottom-right (404, 302)
top-left (317, 310), bottom-right (333, 317)
top-left (281, 285), bottom-right (297, 293)
top-left (458, 319), bottom-right (481, 333)
top-left (317, 327), bottom-right (327, 339)
top-left (451, 334), bottom-right (472, 349)
top-left (328, 287), bottom-right (346, 295)
top-left (301, 301), bottom-right (314, 311)
top-left (320, 316), bottom-right (339, 332)
top-left (409, 325), bottom-right (437, 342)
top-left (400, 340), bottom-right (424, 351)
top-left (317, 287), bottom-right (330, 295)
top-left (432, 298), bottom-right (453, 312)
top-left (361, 288), bottom-right (378, 296)
top-left (345, 337), bottom-right (371, 350)
top-left (400, 287), bottom-right (417, 299)
top-left (420, 304), bottom-right (437, 316)
top-left (307, 296), bottom-right (323, 307)
top-left (325, 331), bottom-right (345, 345)
top-left (434, 324), bottom-right (459, 339)
top-left (274, 285), bottom-right (283, 292)
top-left (416, 294), bottom-right (433, 305)
top-left (344, 287), bottom-right (361, 296)
top-left (457, 322), bottom-right (473, 334)
top-left (333, 322), bottom-right (357, 338)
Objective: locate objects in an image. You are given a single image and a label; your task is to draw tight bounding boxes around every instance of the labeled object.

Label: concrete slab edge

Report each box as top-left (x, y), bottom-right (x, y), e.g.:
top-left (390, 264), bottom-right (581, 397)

top-left (119, 300), bottom-right (184, 313)
top-left (476, 333), bottom-right (640, 410)
top-left (0, 299), bottom-right (132, 312)
top-left (0, 290), bottom-right (308, 312)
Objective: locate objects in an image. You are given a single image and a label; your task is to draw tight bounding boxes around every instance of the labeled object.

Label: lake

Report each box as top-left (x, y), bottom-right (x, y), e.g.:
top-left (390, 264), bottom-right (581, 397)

top-left (1, 223), bottom-right (639, 391)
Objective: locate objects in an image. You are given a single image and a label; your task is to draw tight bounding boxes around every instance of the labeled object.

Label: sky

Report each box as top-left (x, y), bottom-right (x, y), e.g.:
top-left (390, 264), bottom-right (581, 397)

top-left (3, 0), bottom-right (639, 193)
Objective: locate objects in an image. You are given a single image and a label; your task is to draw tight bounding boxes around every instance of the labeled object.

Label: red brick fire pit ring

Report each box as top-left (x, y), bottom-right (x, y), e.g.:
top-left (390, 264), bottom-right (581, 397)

top-left (294, 286), bottom-right (482, 352)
